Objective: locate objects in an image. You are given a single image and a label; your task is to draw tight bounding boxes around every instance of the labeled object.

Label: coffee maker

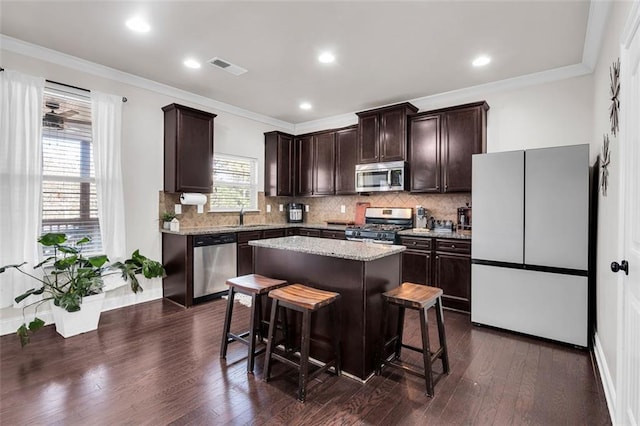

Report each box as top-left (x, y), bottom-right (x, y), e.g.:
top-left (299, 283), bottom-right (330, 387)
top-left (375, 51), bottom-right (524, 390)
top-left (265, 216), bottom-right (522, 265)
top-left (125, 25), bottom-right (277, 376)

top-left (287, 203), bottom-right (304, 223)
top-left (457, 204), bottom-right (472, 231)
top-left (414, 206), bottom-right (428, 229)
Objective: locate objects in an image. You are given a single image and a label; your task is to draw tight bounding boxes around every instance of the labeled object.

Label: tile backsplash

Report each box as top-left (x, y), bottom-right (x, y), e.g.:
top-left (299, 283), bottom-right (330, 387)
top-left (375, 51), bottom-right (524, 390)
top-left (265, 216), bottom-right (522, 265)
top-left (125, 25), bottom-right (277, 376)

top-left (160, 191), bottom-right (470, 228)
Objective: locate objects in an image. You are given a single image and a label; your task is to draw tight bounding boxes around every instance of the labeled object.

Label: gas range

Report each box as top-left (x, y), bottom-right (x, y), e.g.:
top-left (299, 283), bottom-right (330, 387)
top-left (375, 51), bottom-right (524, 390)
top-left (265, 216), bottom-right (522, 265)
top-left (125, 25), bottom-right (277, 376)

top-left (345, 207), bottom-right (413, 244)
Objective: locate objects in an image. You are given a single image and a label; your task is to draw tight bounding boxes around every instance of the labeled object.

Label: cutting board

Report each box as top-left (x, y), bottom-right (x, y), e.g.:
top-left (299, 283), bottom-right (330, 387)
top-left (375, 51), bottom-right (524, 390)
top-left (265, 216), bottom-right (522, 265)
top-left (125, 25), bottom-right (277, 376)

top-left (355, 202), bottom-right (370, 225)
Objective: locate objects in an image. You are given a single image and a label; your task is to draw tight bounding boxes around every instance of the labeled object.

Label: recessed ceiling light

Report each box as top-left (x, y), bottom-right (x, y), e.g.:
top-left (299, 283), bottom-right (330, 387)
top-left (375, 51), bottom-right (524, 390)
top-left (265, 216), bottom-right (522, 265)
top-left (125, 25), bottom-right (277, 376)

top-left (299, 102), bottom-right (312, 110)
top-left (126, 17), bottom-right (150, 33)
top-left (318, 52), bottom-right (335, 64)
top-left (472, 55), bottom-right (491, 67)
top-left (183, 59), bottom-right (201, 69)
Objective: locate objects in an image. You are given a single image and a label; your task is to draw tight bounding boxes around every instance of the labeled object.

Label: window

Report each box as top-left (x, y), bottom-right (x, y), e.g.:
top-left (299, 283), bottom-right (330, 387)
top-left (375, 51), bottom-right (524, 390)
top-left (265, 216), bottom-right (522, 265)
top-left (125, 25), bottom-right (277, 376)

top-left (41, 83), bottom-right (102, 254)
top-left (210, 154), bottom-right (258, 211)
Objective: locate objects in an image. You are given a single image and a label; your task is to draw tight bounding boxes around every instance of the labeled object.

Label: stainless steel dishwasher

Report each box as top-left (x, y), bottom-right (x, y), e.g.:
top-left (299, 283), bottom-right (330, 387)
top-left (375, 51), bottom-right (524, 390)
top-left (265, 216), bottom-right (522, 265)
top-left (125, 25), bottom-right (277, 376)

top-left (192, 233), bottom-right (237, 304)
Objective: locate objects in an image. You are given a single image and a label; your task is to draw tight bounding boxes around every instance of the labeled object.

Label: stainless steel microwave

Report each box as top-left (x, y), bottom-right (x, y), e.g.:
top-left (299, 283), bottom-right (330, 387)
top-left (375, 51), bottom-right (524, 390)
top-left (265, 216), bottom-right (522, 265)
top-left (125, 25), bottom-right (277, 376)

top-left (355, 161), bottom-right (406, 192)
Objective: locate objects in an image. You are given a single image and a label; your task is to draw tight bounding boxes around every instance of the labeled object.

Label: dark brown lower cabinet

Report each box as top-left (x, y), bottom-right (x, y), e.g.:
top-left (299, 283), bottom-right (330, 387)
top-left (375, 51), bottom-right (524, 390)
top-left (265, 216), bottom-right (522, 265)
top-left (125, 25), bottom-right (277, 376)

top-left (434, 253), bottom-right (471, 312)
top-left (237, 231), bottom-right (262, 276)
top-left (400, 236), bottom-right (471, 313)
top-left (321, 229), bottom-right (346, 240)
top-left (298, 228), bottom-right (322, 237)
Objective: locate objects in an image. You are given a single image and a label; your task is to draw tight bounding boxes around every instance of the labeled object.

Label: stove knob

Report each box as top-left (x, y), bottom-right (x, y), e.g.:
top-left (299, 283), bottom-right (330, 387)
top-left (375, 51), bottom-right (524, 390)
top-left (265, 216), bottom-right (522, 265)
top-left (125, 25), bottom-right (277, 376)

top-left (354, 230), bottom-right (360, 237)
top-left (377, 233), bottom-right (382, 239)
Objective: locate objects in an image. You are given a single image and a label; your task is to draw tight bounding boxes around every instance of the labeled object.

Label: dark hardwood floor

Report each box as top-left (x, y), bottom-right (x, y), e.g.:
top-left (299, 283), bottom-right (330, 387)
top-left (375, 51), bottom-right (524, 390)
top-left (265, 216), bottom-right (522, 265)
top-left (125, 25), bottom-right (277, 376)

top-left (0, 297), bottom-right (610, 425)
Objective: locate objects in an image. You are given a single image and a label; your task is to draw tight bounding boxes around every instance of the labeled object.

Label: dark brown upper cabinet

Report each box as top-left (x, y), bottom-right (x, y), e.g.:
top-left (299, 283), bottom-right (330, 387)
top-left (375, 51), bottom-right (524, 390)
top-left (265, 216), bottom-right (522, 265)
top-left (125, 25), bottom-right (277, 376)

top-left (296, 135), bottom-right (314, 196)
top-left (313, 131), bottom-right (336, 195)
top-left (356, 102), bottom-right (418, 164)
top-left (163, 104), bottom-right (216, 193)
top-left (296, 131), bottom-right (335, 196)
top-left (409, 101), bottom-right (488, 193)
top-left (264, 131), bottom-right (294, 196)
top-left (334, 126), bottom-right (358, 194)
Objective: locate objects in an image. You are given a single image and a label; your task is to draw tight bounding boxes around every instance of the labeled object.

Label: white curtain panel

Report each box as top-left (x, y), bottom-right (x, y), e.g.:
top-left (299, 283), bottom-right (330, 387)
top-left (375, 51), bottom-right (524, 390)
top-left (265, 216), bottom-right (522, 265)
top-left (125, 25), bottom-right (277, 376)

top-left (91, 91), bottom-right (126, 260)
top-left (0, 70), bottom-right (45, 308)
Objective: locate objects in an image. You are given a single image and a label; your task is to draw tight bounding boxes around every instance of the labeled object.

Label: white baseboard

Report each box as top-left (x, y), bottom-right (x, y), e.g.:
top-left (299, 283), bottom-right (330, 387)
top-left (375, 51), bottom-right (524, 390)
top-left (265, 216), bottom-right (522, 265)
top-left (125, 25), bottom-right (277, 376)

top-left (593, 332), bottom-right (616, 423)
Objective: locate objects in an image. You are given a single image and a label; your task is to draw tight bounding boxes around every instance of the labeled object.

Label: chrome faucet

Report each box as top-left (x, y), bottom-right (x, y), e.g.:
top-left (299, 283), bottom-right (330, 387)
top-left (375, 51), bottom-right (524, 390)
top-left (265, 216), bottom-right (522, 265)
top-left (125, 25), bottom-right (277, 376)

top-left (239, 205), bottom-right (244, 226)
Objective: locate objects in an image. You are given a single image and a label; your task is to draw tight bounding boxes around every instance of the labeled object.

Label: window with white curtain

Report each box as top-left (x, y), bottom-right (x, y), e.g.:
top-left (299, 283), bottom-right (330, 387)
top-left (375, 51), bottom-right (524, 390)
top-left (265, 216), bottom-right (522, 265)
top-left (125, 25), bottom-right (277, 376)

top-left (210, 154), bottom-right (258, 211)
top-left (41, 83), bottom-right (102, 254)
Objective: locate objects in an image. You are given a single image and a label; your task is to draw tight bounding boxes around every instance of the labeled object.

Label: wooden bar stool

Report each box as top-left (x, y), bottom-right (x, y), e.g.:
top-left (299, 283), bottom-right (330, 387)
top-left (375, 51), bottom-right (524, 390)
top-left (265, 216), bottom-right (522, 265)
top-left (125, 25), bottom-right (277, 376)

top-left (220, 274), bottom-right (288, 373)
top-left (376, 282), bottom-right (450, 396)
top-left (263, 284), bottom-right (341, 402)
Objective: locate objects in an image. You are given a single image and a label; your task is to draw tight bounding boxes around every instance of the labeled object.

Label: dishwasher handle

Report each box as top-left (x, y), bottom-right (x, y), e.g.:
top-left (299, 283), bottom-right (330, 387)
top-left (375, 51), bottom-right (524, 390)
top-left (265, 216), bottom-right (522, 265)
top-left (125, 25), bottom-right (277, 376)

top-left (193, 233), bottom-right (237, 246)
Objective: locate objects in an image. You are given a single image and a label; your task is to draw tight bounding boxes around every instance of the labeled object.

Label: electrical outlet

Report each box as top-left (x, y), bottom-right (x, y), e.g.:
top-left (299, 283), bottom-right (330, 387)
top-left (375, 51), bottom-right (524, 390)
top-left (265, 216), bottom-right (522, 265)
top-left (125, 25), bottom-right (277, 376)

top-left (266, 204), bottom-right (271, 213)
top-left (174, 204), bottom-right (182, 215)
top-left (279, 204), bottom-right (283, 212)
top-left (305, 205), bottom-right (309, 212)
top-left (340, 205), bottom-right (346, 213)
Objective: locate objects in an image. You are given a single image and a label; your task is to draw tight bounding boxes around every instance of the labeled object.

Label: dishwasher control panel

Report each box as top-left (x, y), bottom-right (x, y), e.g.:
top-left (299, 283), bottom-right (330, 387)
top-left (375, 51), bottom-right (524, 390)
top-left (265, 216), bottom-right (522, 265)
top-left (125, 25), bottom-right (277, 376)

top-left (193, 233), bottom-right (237, 246)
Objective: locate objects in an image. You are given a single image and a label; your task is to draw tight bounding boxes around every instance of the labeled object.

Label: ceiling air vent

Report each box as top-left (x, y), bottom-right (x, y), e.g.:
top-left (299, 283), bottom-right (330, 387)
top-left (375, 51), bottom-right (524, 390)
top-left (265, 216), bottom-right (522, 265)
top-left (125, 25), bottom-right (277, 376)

top-left (208, 57), bottom-right (247, 76)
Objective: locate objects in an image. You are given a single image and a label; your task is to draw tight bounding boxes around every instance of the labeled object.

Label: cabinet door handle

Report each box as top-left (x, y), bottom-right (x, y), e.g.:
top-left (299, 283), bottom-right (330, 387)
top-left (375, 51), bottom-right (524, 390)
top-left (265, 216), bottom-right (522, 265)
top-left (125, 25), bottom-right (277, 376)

top-left (412, 241), bottom-right (417, 245)
top-left (451, 244), bottom-right (456, 248)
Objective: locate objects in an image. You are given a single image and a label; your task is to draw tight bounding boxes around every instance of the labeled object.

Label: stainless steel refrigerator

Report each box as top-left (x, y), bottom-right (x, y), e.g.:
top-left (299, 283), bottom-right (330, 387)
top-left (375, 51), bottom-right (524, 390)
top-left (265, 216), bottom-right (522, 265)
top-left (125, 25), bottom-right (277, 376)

top-left (471, 144), bottom-right (589, 347)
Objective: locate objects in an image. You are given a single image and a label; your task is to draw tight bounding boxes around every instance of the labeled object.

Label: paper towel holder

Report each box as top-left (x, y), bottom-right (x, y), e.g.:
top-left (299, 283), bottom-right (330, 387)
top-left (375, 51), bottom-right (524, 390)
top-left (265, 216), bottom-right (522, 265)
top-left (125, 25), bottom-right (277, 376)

top-left (180, 193), bottom-right (207, 214)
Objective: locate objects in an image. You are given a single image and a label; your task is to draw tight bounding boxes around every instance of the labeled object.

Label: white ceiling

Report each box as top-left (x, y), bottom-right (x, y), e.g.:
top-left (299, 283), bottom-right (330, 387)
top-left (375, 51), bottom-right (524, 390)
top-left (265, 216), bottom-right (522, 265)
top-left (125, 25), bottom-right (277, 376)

top-left (1, 1), bottom-right (595, 125)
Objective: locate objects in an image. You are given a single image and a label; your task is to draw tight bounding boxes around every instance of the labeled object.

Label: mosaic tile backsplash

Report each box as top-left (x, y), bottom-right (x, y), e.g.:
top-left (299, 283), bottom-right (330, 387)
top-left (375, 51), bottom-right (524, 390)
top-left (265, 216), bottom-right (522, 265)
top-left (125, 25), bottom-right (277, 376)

top-left (160, 191), bottom-right (470, 228)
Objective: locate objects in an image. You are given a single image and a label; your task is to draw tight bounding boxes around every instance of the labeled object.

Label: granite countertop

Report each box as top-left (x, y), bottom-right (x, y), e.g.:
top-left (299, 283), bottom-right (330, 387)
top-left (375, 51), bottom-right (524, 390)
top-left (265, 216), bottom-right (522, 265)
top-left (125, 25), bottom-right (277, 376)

top-left (249, 236), bottom-right (406, 262)
top-left (160, 223), bottom-right (346, 236)
top-left (397, 229), bottom-right (472, 240)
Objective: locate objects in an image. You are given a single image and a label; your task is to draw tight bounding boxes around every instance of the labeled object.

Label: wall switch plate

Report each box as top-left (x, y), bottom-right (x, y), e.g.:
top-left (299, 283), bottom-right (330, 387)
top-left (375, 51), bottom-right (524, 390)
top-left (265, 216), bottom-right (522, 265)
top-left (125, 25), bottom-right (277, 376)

top-left (175, 204), bottom-right (182, 215)
top-left (305, 205), bottom-right (309, 212)
top-left (266, 204), bottom-right (271, 213)
top-left (279, 204), bottom-right (283, 212)
top-left (340, 205), bottom-right (346, 213)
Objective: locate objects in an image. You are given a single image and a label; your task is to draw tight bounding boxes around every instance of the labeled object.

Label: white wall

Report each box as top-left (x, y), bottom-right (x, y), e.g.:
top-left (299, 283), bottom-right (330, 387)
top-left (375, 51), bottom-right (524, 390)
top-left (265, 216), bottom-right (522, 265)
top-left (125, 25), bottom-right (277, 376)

top-left (589, 0), bottom-right (634, 411)
top-left (0, 49), bottom-right (288, 320)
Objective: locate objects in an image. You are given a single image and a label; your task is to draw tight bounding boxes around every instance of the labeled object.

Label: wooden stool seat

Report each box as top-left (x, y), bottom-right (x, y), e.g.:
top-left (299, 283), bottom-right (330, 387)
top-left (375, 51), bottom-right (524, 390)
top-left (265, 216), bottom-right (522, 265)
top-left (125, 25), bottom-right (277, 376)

top-left (264, 283), bottom-right (341, 402)
top-left (220, 274), bottom-right (289, 374)
top-left (376, 282), bottom-right (450, 397)
top-left (268, 283), bottom-right (340, 311)
top-left (382, 283), bottom-right (443, 309)
top-left (226, 273), bottom-right (288, 295)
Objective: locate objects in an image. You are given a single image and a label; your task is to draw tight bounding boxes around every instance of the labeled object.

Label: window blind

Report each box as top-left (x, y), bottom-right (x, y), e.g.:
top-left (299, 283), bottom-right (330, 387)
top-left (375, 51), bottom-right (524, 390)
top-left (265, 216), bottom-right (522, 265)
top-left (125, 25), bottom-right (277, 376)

top-left (41, 83), bottom-right (102, 254)
top-left (210, 155), bottom-right (258, 211)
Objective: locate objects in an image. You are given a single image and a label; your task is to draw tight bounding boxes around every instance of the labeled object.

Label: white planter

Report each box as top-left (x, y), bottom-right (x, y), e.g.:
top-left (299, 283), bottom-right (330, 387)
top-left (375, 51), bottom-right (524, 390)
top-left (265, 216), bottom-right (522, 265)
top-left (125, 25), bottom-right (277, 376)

top-left (163, 222), bottom-right (171, 230)
top-left (50, 292), bottom-right (105, 338)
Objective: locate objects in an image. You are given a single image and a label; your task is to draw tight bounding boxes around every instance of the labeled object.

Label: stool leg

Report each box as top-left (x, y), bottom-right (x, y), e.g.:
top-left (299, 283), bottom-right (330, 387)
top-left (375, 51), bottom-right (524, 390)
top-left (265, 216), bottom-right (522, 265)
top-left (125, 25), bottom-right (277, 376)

top-left (220, 287), bottom-right (236, 359)
top-left (263, 299), bottom-right (280, 383)
top-left (394, 306), bottom-right (406, 359)
top-left (436, 297), bottom-right (450, 374)
top-left (247, 293), bottom-right (259, 373)
top-left (419, 306), bottom-right (434, 397)
top-left (257, 293), bottom-right (265, 342)
top-left (376, 299), bottom-right (389, 375)
top-left (331, 303), bottom-right (341, 376)
top-left (298, 309), bottom-right (312, 402)
top-left (281, 305), bottom-right (292, 353)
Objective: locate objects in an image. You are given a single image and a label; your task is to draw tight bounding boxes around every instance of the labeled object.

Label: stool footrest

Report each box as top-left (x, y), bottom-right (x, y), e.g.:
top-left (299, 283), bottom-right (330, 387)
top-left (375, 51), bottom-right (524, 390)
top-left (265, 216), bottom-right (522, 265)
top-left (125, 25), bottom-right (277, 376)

top-left (227, 332), bottom-right (251, 346)
top-left (270, 350), bottom-right (337, 382)
top-left (386, 359), bottom-right (426, 379)
top-left (401, 342), bottom-right (424, 354)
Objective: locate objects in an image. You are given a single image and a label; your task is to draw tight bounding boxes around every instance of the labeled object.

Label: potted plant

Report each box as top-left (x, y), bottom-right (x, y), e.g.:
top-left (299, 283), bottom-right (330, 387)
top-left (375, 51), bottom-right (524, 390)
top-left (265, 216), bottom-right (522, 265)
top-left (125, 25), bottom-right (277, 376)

top-left (0, 233), bottom-right (165, 346)
top-left (161, 211), bottom-right (176, 229)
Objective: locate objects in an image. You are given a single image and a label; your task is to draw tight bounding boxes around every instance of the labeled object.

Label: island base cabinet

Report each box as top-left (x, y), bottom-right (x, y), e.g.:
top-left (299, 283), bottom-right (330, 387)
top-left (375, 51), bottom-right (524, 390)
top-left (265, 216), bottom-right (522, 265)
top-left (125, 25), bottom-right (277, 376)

top-left (253, 246), bottom-right (401, 380)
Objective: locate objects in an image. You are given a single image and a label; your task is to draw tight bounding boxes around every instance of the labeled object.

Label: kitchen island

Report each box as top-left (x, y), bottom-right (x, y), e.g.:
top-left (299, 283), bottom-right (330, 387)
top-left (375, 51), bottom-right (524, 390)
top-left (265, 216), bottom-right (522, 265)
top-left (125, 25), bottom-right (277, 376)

top-left (249, 236), bottom-right (405, 381)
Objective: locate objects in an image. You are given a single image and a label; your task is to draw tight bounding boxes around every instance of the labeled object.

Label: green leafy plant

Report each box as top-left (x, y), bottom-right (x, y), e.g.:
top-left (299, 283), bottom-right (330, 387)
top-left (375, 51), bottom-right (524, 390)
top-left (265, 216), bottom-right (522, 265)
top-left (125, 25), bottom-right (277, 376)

top-left (0, 233), bottom-right (165, 346)
top-left (161, 211), bottom-right (176, 222)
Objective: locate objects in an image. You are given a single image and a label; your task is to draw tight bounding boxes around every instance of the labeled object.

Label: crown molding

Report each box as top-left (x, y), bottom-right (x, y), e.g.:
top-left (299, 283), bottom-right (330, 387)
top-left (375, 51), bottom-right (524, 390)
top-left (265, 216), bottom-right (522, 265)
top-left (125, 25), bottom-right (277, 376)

top-left (0, 34), bottom-right (294, 132)
top-left (582, 0), bottom-right (613, 71)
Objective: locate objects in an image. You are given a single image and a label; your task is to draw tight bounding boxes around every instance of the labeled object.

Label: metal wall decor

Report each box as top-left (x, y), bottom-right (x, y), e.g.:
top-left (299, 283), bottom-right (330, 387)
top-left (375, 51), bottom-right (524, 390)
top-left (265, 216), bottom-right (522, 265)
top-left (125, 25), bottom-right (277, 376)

top-left (609, 59), bottom-right (620, 136)
top-left (601, 134), bottom-right (610, 196)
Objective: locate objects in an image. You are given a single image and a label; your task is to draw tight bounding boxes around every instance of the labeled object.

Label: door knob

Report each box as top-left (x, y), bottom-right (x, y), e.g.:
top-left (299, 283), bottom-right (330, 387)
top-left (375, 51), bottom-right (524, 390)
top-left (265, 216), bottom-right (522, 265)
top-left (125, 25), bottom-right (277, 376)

top-left (610, 260), bottom-right (629, 275)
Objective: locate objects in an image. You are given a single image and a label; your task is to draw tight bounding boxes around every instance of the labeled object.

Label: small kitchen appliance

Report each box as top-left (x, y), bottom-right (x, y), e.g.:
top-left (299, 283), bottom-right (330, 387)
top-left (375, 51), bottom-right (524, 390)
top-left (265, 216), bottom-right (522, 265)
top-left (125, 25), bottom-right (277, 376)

top-left (286, 203), bottom-right (304, 223)
top-left (355, 161), bottom-right (406, 193)
top-left (414, 206), bottom-right (428, 229)
top-left (457, 205), bottom-right (472, 231)
top-left (344, 207), bottom-right (413, 244)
